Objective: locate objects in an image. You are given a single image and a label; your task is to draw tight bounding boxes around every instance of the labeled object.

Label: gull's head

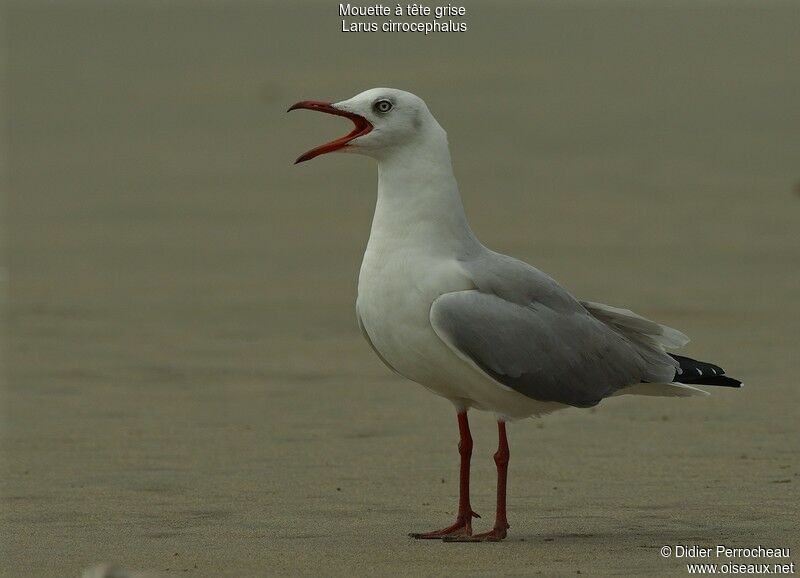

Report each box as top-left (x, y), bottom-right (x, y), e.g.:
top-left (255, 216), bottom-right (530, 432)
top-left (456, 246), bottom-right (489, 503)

top-left (288, 88), bottom-right (441, 164)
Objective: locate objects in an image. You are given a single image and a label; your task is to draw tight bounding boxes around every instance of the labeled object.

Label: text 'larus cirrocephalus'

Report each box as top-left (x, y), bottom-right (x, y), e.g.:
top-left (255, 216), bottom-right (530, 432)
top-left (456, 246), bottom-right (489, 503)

top-left (288, 88), bottom-right (741, 542)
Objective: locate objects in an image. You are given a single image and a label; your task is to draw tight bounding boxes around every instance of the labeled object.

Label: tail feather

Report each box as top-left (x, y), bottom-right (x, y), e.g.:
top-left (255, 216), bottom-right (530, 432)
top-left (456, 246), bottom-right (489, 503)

top-left (670, 354), bottom-right (742, 388)
top-left (580, 301), bottom-right (743, 390)
top-left (614, 381), bottom-right (710, 398)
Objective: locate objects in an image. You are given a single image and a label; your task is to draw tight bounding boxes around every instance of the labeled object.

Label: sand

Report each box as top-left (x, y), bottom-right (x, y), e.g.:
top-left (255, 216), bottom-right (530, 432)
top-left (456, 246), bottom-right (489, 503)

top-left (2, 1), bottom-right (799, 576)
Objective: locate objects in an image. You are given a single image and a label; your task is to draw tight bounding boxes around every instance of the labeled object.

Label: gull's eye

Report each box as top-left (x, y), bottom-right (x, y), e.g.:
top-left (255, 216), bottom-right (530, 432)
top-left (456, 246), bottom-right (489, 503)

top-left (373, 99), bottom-right (393, 113)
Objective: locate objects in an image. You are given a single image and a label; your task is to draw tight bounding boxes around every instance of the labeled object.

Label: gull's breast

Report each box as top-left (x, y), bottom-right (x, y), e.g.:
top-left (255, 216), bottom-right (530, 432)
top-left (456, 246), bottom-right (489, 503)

top-left (356, 245), bottom-right (475, 400)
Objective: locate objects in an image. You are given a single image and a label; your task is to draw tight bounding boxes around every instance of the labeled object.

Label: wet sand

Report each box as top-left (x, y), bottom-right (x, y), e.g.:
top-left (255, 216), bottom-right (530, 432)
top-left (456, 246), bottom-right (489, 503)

top-left (2, 2), bottom-right (799, 576)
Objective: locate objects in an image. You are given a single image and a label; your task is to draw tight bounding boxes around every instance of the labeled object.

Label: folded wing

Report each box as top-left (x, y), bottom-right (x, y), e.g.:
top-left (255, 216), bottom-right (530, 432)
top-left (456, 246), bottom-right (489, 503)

top-left (430, 290), bottom-right (662, 407)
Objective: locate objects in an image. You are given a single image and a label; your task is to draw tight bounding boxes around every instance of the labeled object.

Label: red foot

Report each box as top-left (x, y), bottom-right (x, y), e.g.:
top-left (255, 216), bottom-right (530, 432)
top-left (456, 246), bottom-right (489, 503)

top-left (409, 513), bottom-right (479, 539)
top-left (442, 526), bottom-right (508, 542)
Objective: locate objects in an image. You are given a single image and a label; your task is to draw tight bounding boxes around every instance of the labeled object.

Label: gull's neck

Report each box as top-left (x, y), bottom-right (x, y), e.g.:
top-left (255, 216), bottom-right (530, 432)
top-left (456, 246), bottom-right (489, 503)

top-left (368, 127), bottom-right (479, 256)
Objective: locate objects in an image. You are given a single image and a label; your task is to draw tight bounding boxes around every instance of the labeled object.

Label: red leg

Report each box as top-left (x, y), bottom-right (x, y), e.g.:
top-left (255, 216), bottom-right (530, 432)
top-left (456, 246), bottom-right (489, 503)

top-left (410, 411), bottom-right (480, 539)
top-left (444, 420), bottom-right (510, 542)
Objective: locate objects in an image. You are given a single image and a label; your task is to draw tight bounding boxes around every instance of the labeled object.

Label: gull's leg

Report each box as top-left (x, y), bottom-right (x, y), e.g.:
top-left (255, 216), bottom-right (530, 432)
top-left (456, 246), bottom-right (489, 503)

top-left (445, 420), bottom-right (510, 542)
top-left (410, 410), bottom-right (479, 539)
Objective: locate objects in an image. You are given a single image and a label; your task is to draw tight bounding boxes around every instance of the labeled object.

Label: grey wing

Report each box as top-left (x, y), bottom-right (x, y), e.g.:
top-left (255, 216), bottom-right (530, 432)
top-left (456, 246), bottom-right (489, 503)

top-left (430, 290), bottom-right (652, 407)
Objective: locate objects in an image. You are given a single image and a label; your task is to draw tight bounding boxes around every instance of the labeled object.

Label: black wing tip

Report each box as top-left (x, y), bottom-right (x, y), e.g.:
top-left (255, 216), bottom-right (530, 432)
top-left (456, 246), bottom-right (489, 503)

top-left (687, 375), bottom-right (743, 388)
top-left (669, 354), bottom-right (742, 388)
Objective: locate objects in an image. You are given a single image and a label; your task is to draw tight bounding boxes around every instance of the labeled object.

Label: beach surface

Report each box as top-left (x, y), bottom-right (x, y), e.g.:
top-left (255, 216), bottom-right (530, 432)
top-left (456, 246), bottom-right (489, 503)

top-left (3, 2), bottom-right (799, 576)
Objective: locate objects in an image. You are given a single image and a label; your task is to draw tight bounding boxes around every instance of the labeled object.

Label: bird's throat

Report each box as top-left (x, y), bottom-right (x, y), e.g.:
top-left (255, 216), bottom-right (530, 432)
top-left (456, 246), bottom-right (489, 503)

top-left (371, 145), bottom-right (478, 255)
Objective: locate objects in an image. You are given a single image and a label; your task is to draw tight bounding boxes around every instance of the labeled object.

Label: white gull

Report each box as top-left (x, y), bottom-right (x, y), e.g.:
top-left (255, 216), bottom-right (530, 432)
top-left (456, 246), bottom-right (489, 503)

top-left (289, 88), bottom-right (741, 542)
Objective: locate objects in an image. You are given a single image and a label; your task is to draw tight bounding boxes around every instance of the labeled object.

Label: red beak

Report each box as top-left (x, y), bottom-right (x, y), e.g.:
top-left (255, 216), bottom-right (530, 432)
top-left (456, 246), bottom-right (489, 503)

top-left (287, 101), bottom-right (373, 164)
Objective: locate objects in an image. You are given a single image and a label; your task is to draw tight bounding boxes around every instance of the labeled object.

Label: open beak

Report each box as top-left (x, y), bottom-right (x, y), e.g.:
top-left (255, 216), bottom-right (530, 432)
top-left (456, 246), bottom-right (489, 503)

top-left (287, 101), bottom-right (373, 164)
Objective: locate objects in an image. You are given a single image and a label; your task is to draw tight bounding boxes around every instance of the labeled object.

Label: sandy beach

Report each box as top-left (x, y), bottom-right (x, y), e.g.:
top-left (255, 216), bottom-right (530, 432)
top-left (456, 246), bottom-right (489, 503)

top-left (3, 2), bottom-right (799, 576)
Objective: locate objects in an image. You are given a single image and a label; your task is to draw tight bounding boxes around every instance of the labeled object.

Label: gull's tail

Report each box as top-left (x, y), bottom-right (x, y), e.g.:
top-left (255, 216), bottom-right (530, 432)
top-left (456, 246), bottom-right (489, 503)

top-left (614, 354), bottom-right (742, 399)
top-left (669, 354), bottom-right (742, 388)
top-left (580, 300), bottom-right (743, 390)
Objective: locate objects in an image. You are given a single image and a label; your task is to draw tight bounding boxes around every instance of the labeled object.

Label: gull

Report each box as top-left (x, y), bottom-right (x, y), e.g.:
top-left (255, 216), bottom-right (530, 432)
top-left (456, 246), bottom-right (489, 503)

top-left (288, 88), bottom-right (741, 542)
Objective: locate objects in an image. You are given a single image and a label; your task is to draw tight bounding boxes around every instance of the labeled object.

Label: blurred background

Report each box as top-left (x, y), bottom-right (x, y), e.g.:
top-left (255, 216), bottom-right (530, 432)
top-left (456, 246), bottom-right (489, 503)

top-left (2, 1), bottom-right (799, 576)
